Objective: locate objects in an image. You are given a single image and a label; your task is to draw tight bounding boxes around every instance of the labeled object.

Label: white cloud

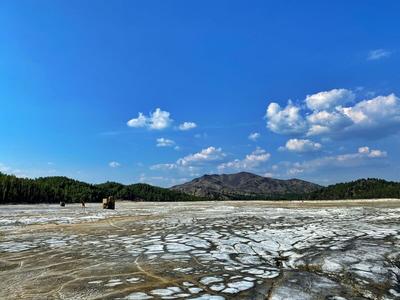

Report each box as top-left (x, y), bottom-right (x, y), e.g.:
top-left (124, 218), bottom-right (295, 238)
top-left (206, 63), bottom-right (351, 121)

top-left (305, 89), bottom-right (355, 111)
top-left (179, 122), bottom-right (197, 131)
top-left (337, 94), bottom-right (400, 136)
top-left (265, 91), bottom-right (400, 140)
top-left (306, 110), bottom-right (352, 136)
top-left (127, 112), bottom-right (147, 128)
top-left (248, 132), bottom-right (260, 141)
top-left (367, 49), bottom-right (391, 60)
top-left (281, 139), bottom-right (322, 152)
top-left (156, 138), bottom-right (175, 147)
top-left (357, 146), bottom-right (370, 154)
top-left (150, 108), bottom-right (173, 129)
top-left (218, 147), bottom-right (271, 171)
top-left (357, 146), bottom-right (387, 158)
top-left (177, 146), bottom-right (226, 166)
top-left (266, 101), bottom-right (306, 134)
top-left (150, 146), bottom-right (226, 171)
top-left (127, 108), bottom-right (173, 130)
top-left (369, 150), bottom-right (387, 158)
top-left (150, 163), bottom-right (178, 170)
top-left (109, 161), bottom-right (121, 168)
top-left (284, 146), bottom-right (387, 176)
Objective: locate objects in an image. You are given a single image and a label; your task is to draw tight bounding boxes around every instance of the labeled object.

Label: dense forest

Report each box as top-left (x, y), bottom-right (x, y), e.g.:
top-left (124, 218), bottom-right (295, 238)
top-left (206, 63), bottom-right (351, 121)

top-left (304, 178), bottom-right (400, 200)
top-left (0, 172), bottom-right (202, 204)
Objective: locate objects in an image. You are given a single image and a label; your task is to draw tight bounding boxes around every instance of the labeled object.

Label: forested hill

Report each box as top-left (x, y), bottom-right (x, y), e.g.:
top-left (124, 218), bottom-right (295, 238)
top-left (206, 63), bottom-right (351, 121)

top-left (171, 172), bottom-right (321, 200)
top-left (0, 172), bottom-right (202, 204)
top-left (305, 178), bottom-right (400, 200)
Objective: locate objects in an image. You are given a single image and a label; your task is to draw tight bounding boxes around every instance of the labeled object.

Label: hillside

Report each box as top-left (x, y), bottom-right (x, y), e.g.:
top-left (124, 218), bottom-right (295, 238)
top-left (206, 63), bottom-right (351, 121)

top-left (0, 173), bottom-right (202, 204)
top-left (171, 172), bottom-right (321, 199)
top-left (305, 178), bottom-right (400, 200)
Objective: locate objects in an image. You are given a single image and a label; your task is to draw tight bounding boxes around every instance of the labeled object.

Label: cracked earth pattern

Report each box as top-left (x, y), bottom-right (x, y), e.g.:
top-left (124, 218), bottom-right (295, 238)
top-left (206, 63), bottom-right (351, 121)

top-left (0, 200), bottom-right (399, 300)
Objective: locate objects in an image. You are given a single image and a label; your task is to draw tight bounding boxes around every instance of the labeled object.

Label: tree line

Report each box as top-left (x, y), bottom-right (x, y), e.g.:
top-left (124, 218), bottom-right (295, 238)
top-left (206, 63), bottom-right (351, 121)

top-left (304, 178), bottom-right (400, 200)
top-left (234, 178), bottom-right (400, 200)
top-left (0, 173), bottom-right (399, 204)
top-left (0, 172), bottom-right (202, 204)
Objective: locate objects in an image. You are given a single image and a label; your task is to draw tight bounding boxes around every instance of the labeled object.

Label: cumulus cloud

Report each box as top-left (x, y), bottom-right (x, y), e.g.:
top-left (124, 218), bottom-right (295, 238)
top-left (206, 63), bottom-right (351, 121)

top-left (109, 161), bottom-right (121, 168)
top-left (357, 146), bottom-right (387, 158)
top-left (305, 89), bottom-right (355, 111)
top-left (281, 139), bottom-right (322, 152)
top-left (150, 146), bottom-right (226, 171)
top-left (336, 94), bottom-right (400, 137)
top-left (265, 90), bottom-right (400, 140)
top-left (178, 122), bottom-right (197, 131)
top-left (218, 147), bottom-right (271, 171)
top-left (266, 101), bottom-right (306, 134)
top-left (127, 108), bottom-right (172, 130)
top-left (126, 112), bottom-right (147, 128)
top-left (177, 147), bottom-right (225, 166)
top-left (367, 49), bottom-right (391, 60)
top-left (306, 109), bottom-right (352, 136)
top-left (156, 138), bottom-right (175, 147)
top-left (248, 132), bottom-right (260, 141)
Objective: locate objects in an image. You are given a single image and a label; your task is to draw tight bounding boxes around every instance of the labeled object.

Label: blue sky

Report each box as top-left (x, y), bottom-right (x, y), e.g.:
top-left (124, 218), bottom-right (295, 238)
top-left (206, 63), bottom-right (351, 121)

top-left (1, 0), bottom-right (400, 186)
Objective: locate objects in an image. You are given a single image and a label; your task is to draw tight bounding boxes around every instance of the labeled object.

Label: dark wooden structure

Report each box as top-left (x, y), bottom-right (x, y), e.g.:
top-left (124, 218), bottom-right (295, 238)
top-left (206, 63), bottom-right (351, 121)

top-left (102, 196), bottom-right (115, 210)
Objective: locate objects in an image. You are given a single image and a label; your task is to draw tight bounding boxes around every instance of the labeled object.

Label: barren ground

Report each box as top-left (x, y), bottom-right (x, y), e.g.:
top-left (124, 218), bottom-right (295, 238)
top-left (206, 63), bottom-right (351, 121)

top-left (0, 200), bottom-right (399, 300)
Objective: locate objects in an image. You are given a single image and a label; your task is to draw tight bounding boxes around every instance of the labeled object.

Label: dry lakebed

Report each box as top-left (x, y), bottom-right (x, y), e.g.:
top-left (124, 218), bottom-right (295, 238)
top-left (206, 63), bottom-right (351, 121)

top-left (0, 200), bottom-right (399, 300)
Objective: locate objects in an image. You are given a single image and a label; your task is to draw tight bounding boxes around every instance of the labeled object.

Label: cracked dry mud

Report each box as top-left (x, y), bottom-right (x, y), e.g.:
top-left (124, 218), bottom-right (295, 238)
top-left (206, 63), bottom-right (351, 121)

top-left (0, 200), bottom-right (400, 300)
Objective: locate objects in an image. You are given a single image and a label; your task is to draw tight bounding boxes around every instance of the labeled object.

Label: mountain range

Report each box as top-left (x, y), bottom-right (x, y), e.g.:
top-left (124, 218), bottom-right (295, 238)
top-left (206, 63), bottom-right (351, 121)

top-left (171, 172), bottom-right (321, 200)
